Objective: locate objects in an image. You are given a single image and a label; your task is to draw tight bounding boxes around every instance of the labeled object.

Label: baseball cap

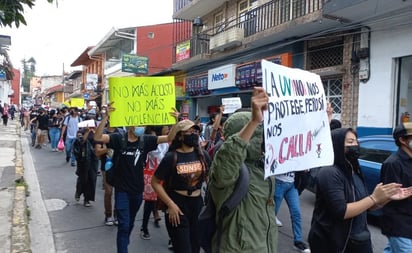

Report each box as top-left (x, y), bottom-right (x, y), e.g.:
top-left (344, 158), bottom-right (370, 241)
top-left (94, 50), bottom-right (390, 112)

top-left (169, 119), bottom-right (201, 139)
top-left (393, 122), bottom-right (412, 140)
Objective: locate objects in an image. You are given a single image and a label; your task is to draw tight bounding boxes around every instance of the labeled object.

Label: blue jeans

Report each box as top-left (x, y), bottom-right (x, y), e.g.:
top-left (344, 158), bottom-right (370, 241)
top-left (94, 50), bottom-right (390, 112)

top-left (65, 137), bottom-right (76, 163)
top-left (274, 179), bottom-right (303, 243)
top-left (49, 127), bottom-right (60, 149)
top-left (383, 237), bottom-right (412, 253)
top-left (115, 191), bottom-right (143, 253)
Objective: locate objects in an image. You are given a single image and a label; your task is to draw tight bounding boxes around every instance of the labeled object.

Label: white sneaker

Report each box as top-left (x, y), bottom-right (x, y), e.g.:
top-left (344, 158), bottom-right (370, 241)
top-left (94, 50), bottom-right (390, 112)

top-left (276, 217), bottom-right (283, 227)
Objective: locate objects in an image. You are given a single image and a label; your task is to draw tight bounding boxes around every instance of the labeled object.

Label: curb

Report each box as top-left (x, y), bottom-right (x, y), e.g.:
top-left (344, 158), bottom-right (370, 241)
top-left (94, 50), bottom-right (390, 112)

top-left (11, 123), bottom-right (31, 253)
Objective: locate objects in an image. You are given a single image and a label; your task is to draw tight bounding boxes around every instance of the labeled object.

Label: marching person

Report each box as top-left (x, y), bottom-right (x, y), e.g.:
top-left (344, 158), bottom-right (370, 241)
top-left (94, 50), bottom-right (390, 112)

top-left (308, 127), bottom-right (404, 253)
top-left (151, 119), bottom-right (211, 253)
top-left (381, 122), bottom-right (412, 253)
top-left (94, 104), bottom-right (177, 253)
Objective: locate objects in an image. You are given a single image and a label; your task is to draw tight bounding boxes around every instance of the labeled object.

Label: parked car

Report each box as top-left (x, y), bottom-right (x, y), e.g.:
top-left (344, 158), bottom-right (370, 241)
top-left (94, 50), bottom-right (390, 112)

top-left (306, 135), bottom-right (397, 216)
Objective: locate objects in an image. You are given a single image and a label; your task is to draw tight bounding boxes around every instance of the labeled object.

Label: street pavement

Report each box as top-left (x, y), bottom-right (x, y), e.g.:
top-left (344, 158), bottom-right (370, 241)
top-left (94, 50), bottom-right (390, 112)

top-left (0, 117), bottom-right (389, 252)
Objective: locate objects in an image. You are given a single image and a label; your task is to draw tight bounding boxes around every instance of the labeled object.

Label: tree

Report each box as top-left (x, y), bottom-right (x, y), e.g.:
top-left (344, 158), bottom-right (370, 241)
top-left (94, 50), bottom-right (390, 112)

top-left (0, 46), bottom-right (13, 79)
top-left (0, 0), bottom-right (55, 28)
top-left (21, 57), bottom-right (36, 93)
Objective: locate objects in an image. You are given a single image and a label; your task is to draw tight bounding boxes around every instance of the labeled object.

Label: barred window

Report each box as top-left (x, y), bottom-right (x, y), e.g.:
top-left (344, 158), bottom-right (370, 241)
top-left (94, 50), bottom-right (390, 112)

top-left (323, 77), bottom-right (342, 119)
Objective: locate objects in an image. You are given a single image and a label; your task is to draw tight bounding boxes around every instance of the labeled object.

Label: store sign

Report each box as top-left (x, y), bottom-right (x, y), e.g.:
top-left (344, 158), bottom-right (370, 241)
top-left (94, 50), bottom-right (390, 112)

top-left (176, 40), bottom-right (191, 62)
top-left (122, 54), bottom-right (148, 75)
top-left (208, 64), bottom-right (236, 90)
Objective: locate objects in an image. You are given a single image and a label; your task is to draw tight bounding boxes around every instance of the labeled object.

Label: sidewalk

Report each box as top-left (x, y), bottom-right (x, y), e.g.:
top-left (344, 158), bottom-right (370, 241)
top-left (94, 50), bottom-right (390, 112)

top-left (0, 118), bottom-right (30, 253)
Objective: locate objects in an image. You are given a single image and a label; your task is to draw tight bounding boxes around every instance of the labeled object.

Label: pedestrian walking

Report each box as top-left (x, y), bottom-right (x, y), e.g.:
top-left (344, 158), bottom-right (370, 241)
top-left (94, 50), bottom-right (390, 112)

top-left (380, 122), bottom-right (412, 253)
top-left (152, 119), bottom-right (210, 253)
top-left (60, 107), bottom-right (82, 166)
top-left (308, 127), bottom-right (402, 253)
top-left (94, 104), bottom-right (176, 253)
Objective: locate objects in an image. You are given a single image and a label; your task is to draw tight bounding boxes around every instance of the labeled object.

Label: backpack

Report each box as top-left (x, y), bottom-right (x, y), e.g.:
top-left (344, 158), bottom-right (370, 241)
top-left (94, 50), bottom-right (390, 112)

top-left (105, 132), bottom-right (144, 187)
top-left (73, 134), bottom-right (97, 180)
top-left (198, 162), bottom-right (250, 253)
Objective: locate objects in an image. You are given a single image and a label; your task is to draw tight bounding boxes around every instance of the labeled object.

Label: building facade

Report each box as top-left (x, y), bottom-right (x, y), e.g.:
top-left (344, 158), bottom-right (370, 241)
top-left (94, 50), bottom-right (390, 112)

top-left (170, 0), bottom-right (412, 134)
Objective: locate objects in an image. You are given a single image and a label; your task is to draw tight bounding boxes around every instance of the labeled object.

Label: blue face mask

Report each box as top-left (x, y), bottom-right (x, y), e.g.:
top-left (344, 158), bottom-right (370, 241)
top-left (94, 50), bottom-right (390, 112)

top-left (133, 127), bottom-right (145, 137)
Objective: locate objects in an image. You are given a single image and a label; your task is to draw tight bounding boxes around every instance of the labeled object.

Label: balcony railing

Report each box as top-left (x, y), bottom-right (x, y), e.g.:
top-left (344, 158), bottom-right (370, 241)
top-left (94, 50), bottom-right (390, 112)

top-left (173, 0), bottom-right (325, 63)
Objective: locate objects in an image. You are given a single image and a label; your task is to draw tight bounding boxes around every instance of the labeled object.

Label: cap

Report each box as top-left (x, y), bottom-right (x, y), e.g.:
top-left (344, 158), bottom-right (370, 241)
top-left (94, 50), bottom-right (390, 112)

top-left (393, 122), bottom-right (412, 139)
top-left (169, 119), bottom-right (201, 139)
top-left (178, 119), bottom-right (201, 132)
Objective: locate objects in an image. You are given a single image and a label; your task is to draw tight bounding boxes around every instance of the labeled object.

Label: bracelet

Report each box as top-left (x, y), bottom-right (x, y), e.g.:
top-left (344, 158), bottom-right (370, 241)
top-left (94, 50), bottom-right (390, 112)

top-left (369, 195), bottom-right (377, 206)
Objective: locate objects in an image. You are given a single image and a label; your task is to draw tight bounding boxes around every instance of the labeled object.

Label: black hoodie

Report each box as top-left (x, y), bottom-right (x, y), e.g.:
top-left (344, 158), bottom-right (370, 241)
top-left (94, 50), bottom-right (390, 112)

top-left (308, 128), bottom-right (369, 253)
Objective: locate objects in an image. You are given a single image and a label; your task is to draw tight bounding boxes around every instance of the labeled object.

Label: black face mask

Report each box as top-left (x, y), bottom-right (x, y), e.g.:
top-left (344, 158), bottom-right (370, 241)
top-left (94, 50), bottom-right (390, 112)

top-left (183, 133), bottom-right (199, 147)
top-left (345, 145), bottom-right (360, 161)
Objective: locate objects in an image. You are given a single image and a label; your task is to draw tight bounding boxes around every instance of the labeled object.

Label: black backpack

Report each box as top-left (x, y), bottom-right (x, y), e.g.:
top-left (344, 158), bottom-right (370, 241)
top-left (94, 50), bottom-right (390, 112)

top-left (198, 162), bottom-right (250, 253)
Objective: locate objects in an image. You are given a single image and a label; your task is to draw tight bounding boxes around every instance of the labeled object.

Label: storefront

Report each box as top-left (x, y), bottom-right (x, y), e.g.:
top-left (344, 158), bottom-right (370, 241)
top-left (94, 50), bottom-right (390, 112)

top-left (185, 52), bottom-right (293, 122)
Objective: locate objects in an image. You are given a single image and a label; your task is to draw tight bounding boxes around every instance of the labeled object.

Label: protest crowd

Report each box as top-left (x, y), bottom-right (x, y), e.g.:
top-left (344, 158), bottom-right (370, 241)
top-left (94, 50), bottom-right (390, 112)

top-left (9, 67), bottom-right (412, 253)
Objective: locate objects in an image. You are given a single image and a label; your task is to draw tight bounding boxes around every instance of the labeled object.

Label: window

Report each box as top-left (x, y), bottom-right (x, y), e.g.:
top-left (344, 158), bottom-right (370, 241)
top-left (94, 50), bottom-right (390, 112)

top-left (215, 12), bottom-right (224, 33)
top-left (359, 147), bottom-right (393, 164)
top-left (323, 77), bottom-right (342, 119)
top-left (147, 32), bottom-right (154, 39)
top-left (238, 0), bottom-right (258, 36)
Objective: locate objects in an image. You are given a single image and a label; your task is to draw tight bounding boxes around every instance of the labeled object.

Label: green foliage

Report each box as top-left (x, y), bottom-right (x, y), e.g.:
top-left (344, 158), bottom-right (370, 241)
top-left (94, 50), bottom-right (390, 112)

top-left (0, 0), bottom-right (55, 28)
top-left (21, 57), bottom-right (36, 93)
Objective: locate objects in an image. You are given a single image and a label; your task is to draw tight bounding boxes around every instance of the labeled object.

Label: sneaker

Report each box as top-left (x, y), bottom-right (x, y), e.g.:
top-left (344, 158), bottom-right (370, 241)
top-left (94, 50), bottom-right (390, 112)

top-left (71, 162), bottom-right (76, 167)
top-left (276, 217), bottom-right (283, 227)
top-left (35, 144), bottom-right (41, 149)
top-left (105, 217), bottom-right (114, 226)
top-left (84, 201), bottom-right (91, 207)
top-left (140, 230), bottom-right (151, 240)
top-left (66, 156), bottom-right (70, 162)
top-left (114, 217), bottom-right (118, 226)
top-left (168, 239), bottom-right (173, 250)
top-left (294, 241), bottom-right (311, 253)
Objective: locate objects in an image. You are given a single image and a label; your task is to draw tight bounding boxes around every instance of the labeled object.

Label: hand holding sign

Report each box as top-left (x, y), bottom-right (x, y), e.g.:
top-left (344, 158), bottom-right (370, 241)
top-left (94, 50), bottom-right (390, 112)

top-left (251, 87), bottom-right (269, 124)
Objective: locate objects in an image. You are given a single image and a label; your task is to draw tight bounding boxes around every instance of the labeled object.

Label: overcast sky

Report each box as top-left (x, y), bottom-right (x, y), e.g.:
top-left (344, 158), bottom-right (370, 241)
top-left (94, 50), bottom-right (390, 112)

top-left (2, 0), bottom-right (173, 76)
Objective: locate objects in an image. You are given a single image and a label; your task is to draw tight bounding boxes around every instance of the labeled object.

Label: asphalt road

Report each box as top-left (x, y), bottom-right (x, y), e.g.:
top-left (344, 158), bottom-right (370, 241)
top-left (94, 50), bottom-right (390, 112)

top-left (23, 131), bottom-right (388, 253)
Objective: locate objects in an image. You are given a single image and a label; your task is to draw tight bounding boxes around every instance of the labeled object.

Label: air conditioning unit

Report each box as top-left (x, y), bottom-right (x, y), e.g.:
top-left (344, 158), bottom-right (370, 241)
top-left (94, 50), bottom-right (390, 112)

top-left (210, 27), bottom-right (244, 52)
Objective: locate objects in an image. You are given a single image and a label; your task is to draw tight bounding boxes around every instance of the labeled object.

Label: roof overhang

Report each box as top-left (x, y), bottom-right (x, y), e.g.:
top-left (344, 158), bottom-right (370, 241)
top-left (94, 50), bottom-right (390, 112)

top-left (88, 27), bottom-right (136, 57)
top-left (71, 46), bottom-right (95, 67)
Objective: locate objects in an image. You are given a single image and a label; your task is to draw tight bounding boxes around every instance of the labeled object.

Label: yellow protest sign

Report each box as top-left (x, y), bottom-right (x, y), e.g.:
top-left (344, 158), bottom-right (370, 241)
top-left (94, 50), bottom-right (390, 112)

top-left (108, 76), bottom-right (176, 127)
top-left (70, 98), bottom-right (84, 109)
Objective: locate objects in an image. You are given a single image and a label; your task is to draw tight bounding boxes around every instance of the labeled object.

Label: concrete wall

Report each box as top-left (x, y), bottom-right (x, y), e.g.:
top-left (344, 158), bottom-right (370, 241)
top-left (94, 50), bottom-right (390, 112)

top-left (358, 25), bottom-right (412, 132)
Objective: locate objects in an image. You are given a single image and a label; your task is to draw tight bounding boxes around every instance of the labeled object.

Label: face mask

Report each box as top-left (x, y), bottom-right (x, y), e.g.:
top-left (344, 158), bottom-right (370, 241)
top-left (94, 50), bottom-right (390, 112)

top-left (345, 145), bottom-right (360, 161)
top-left (133, 127), bottom-right (145, 137)
top-left (183, 133), bottom-right (199, 147)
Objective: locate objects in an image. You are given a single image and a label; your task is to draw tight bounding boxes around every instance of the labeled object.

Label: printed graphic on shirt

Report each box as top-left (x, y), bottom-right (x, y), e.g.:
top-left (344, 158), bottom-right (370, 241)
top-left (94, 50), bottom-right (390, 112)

top-left (176, 161), bottom-right (203, 187)
top-left (122, 149), bottom-right (141, 167)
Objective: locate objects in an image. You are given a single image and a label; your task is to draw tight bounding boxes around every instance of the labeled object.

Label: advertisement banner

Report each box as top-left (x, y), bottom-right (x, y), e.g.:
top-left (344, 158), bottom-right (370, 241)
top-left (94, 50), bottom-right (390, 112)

top-left (121, 54), bottom-right (149, 75)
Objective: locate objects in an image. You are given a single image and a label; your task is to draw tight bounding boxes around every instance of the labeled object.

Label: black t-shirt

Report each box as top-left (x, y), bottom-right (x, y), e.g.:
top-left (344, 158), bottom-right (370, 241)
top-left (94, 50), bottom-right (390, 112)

top-left (37, 114), bottom-right (49, 130)
top-left (155, 150), bottom-right (211, 194)
top-left (29, 111), bottom-right (39, 124)
top-left (107, 133), bottom-right (158, 194)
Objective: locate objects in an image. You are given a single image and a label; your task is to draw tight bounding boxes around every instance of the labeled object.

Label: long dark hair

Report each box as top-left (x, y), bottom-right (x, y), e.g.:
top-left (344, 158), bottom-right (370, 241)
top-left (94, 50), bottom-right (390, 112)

top-left (168, 131), bottom-right (208, 177)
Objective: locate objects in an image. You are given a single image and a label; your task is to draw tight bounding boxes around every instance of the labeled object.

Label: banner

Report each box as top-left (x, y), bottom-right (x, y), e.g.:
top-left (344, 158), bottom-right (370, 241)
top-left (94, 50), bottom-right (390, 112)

top-left (108, 76), bottom-right (176, 127)
top-left (122, 54), bottom-right (148, 74)
top-left (261, 60), bottom-right (333, 178)
top-left (86, 73), bottom-right (98, 90)
top-left (70, 98), bottom-right (84, 109)
top-left (222, 97), bottom-right (242, 114)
